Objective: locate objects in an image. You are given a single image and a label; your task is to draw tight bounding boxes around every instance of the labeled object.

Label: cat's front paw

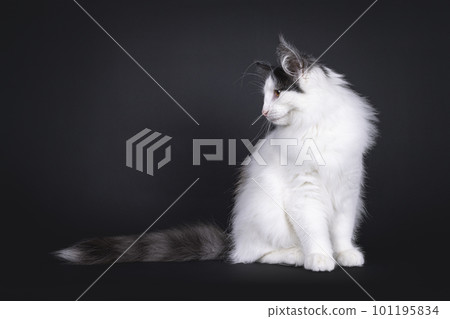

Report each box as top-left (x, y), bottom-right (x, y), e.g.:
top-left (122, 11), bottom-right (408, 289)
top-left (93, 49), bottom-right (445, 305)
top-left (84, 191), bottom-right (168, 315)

top-left (304, 253), bottom-right (335, 272)
top-left (336, 248), bottom-right (364, 267)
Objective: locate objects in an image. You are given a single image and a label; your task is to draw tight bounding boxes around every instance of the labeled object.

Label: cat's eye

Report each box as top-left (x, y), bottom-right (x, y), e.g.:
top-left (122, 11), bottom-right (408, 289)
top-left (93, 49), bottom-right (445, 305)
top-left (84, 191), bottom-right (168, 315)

top-left (274, 89), bottom-right (281, 97)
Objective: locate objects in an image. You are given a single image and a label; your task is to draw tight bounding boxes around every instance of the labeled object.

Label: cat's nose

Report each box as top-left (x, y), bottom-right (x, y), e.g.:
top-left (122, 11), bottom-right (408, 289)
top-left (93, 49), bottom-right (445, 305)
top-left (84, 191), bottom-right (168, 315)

top-left (262, 110), bottom-right (269, 117)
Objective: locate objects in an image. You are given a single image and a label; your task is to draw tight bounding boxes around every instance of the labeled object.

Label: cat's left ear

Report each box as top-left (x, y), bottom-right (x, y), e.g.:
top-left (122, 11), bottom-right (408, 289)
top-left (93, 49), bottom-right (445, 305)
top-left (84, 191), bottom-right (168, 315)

top-left (277, 35), bottom-right (307, 77)
top-left (255, 61), bottom-right (272, 77)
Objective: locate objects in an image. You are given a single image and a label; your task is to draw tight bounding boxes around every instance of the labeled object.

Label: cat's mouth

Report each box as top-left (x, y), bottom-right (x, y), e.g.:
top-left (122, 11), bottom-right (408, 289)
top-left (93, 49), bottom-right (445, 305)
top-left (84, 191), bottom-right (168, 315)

top-left (268, 116), bottom-right (284, 121)
top-left (267, 113), bottom-right (289, 123)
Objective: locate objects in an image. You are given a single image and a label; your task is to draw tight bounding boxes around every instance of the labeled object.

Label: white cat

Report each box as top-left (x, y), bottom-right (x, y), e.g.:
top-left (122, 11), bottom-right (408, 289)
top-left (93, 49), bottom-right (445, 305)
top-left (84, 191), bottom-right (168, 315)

top-left (55, 37), bottom-right (377, 272)
top-left (229, 37), bottom-right (377, 271)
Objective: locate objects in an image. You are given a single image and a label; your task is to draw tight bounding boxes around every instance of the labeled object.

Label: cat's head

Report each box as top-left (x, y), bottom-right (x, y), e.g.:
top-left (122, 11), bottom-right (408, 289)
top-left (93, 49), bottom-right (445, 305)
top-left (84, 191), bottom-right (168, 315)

top-left (256, 36), bottom-right (328, 126)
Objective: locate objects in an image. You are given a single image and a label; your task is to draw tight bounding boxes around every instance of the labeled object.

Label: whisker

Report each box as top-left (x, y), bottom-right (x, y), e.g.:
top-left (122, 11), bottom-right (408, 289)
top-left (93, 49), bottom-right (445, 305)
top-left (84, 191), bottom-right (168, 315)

top-left (251, 117), bottom-right (269, 143)
top-left (233, 72), bottom-right (264, 87)
top-left (239, 61), bottom-right (260, 86)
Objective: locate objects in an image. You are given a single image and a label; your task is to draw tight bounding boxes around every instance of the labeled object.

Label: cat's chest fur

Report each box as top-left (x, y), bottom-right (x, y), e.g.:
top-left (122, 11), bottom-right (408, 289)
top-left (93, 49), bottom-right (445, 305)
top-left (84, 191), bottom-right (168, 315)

top-left (259, 116), bottom-right (348, 169)
top-left (248, 112), bottom-right (364, 207)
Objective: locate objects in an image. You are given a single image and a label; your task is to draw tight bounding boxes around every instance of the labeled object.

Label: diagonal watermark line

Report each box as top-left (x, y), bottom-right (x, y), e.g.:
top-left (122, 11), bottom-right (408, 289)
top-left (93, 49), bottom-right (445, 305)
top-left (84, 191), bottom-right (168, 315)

top-left (72, 0), bottom-right (200, 126)
top-left (251, 178), bottom-right (376, 301)
top-left (251, 113), bottom-right (264, 127)
top-left (251, 0), bottom-right (379, 126)
top-left (76, 177), bottom-right (200, 301)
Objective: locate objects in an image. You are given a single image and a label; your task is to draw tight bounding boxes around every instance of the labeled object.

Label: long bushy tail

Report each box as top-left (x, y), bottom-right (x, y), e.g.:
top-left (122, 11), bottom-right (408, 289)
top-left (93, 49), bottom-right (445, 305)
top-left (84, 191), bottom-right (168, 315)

top-left (54, 223), bottom-right (228, 265)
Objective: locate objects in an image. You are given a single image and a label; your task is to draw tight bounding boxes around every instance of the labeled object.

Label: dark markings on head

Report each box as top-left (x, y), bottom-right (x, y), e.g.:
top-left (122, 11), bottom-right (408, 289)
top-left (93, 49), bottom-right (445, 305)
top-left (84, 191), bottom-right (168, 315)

top-left (272, 66), bottom-right (303, 93)
top-left (320, 65), bottom-right (330, 77)
top-left (255, 61), bottom-right (305, 93)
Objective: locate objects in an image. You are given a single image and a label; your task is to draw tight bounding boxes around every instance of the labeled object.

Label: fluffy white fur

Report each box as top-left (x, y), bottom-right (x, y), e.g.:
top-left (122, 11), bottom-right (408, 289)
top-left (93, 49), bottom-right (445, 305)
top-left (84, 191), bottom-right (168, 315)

top-left (230, 39), bottom-right (377, 272)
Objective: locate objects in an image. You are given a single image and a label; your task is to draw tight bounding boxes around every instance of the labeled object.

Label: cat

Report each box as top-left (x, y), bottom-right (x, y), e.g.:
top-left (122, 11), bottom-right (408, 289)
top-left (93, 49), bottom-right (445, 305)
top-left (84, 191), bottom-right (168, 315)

top-left (55, 36), bottom-right (377, 272)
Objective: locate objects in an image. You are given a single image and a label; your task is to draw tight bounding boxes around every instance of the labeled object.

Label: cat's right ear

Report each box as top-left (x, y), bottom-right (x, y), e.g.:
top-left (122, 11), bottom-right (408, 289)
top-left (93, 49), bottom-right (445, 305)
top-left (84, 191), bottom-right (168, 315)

top-left (255, 61), bottom-right (272, 77)
top-left (277, 35), bottom-right (306, 77)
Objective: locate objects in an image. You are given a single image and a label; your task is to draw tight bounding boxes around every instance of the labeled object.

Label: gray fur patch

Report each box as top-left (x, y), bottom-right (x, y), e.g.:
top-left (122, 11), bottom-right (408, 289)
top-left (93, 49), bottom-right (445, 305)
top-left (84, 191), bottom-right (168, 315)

top-left (53, 223), bottom-right (228, 265)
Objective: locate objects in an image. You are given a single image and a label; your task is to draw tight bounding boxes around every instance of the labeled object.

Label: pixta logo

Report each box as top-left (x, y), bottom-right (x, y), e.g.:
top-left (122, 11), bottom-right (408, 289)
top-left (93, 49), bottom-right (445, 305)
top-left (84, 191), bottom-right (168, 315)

top-left (126, 129), bottom-right (325, 177)
top-left (126, 128), bottom-right (172, 176)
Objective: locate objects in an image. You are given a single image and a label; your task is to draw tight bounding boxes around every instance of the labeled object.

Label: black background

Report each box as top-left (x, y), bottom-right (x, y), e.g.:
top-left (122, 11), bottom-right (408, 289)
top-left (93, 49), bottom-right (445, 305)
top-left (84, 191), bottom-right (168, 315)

top-left (2, 0), bottom-right (450, 300)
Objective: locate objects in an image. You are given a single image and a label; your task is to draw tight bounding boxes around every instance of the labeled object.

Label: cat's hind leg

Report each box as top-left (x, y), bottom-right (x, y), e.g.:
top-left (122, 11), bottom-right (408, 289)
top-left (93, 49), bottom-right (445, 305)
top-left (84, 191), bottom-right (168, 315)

top-left (258, 247), bottom-right (304, 267)
top-left (230, 174), bottom-right (300, 265)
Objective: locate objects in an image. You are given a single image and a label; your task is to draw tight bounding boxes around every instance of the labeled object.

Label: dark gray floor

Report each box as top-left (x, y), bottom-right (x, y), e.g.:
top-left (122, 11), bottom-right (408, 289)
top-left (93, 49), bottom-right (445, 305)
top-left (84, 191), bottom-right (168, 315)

top-left (3, 253), bottom-right (447, 300)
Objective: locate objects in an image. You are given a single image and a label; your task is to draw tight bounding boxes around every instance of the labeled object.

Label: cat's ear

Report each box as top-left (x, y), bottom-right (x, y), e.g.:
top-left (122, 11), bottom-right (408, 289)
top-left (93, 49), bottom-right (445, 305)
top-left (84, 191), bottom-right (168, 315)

top-left (277, 35), bottom-right (306, 77)
top-left (255, 61), bottom-right (272, 77)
